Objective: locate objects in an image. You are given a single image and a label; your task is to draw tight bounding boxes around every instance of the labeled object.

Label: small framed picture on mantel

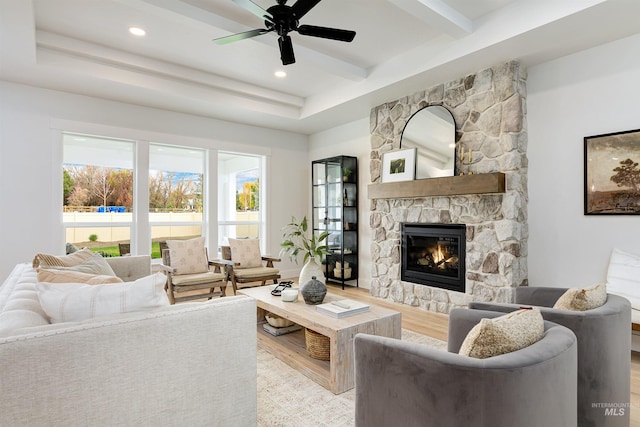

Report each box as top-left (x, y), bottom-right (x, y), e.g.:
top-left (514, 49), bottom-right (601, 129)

top-left (584, 128), bottom-right (640, 215)
top-left (382, 148), bottom-right (416, 183)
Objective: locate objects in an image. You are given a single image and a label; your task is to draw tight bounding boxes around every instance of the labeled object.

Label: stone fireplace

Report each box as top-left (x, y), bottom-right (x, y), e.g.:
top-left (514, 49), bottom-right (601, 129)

top-left (369, 60), bottom-right (528, 314)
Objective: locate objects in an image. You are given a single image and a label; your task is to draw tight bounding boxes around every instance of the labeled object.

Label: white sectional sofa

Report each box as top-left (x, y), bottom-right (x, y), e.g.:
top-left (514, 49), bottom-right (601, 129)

top-left (0, 256), bottom-right (257, 426)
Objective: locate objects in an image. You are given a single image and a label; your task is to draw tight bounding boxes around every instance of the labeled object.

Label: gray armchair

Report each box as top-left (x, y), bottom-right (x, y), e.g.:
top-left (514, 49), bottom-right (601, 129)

top-left (354, 308), bottom-right (577, 427)
top-left (471, 287), bottom-right (632, 427)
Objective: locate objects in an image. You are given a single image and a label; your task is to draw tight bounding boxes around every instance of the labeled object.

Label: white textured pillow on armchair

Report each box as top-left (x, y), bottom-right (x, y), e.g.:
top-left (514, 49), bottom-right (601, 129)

top-left (36, 273), bottom-right (169, 323)
top-left (229, 238), bottom-right (262, 269)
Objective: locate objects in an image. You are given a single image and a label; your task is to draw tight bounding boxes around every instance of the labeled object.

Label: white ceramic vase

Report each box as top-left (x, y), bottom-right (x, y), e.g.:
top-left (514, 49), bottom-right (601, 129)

top-left (299, 257), bottom-right (325, 287)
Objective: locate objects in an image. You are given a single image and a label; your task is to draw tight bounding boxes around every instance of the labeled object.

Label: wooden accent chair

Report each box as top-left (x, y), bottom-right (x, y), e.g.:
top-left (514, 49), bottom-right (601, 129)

top-left (223, 238), bottom-right (281, 295)
top-left (162, 237), bottom-right (228, 304)
top-left (118, 243), bottom-right (130, 256)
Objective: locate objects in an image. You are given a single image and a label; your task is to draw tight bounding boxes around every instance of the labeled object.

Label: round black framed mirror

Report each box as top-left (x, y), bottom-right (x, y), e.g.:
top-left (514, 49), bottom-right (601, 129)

top-left (400, 105), bottom-right (456, 179)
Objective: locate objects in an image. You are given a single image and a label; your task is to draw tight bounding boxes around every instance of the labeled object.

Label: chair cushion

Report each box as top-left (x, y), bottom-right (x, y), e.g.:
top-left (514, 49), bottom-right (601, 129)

top-left (229, 238), bottom-right (262, 269)
top-left (459, 308), bottom-right (544, 359)
top-left (37, 268), bottom-right (123, 285)
top-left (166, 237), bottom-right (208, 275)
top-left (606, 248), bottom-right (640, 309)
top-left (32, 248), bottom-right (94, 268)
top-left (553, 283), bottom-right (607, 311)
top-left (36, 273), bottom-right (169, 323)
top-left (40, 253), bottom-right (118, 277)
top-left (170, 271), bottom-right (226, 286)
top-left (233, 267), bottom-right (279, 279)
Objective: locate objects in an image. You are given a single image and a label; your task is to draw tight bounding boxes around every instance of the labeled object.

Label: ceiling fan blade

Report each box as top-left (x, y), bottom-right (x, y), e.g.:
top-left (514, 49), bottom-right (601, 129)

top-left (297, 25), bottom-right (356, 42)
top-left (213, 28), bottom-right (270, 45)
top-left (278, 35), bottom-right (296, 65)
top-left (232, 0), bottom-right (275, 24)
top-left (291, 0), bottom-right (321, 19)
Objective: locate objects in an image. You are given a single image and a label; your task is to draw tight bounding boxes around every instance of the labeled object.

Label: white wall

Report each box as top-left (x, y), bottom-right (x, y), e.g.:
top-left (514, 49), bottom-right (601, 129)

top-left (527, 33), bottom-right (640, 287)
top-left (0, 81), bottom-right (308, 280)
top-left (309, 118), bottom-right (371, 289)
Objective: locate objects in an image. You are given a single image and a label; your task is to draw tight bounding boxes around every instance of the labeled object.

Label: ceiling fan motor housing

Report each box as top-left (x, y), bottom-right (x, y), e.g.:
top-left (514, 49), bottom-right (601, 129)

top-left (265, 4), bottom-right (299, 36)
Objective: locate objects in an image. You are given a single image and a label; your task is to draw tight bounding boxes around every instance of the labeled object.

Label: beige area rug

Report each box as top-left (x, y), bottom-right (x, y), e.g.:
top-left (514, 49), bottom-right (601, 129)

top-left (257, 329), bottom-right (447, 427)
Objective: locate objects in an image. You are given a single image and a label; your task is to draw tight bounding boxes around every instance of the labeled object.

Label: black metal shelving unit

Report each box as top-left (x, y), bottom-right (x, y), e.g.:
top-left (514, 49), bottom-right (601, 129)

top-left (311, 155), bottom-right (358, 289)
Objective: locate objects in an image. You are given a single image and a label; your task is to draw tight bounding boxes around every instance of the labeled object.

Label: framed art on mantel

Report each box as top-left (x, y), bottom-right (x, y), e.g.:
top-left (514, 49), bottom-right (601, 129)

top-left (584, 128), bottom-right (640, 215)
top-left (382, 148), bottom-right (417, 183)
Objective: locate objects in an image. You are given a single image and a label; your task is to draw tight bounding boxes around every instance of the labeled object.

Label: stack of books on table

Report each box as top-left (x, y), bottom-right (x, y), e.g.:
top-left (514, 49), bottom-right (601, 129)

top-left (262, 323), bottom-right (302, 336)
top-left (316, 299), bottom-right (370, 318)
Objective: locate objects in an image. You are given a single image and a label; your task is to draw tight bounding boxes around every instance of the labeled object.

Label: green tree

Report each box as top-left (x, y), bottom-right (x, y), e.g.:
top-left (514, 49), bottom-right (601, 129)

top-left (63, 169), bottom-right (75, 205)
top-left (236, 180), bottom-right (260, 211)
top-left (611, 158), bottom-right (640, 194)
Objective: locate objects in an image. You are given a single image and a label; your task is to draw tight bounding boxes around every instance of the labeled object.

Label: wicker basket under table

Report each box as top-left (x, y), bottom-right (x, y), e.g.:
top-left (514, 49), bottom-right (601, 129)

top-left (305, 328), bottom-right (330, 361)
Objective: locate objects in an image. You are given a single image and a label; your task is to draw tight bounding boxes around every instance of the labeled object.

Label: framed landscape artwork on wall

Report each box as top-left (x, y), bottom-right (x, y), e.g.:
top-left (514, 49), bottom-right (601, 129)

top-left (584, 128), bottom-right (640, 215)
top-left (382, 148), bottom-right (416, 183)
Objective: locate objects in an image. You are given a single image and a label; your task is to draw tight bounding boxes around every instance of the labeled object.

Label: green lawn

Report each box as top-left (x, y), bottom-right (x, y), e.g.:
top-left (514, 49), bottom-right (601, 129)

top-left (90, 242), bottom-right (163, 259)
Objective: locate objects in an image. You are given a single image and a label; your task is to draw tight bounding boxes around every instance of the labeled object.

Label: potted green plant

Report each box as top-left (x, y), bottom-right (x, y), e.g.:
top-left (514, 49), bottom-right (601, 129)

top-left (342, 167), bottom-right (352, 182)
top-left (280, 216), bottom-right (330, 285)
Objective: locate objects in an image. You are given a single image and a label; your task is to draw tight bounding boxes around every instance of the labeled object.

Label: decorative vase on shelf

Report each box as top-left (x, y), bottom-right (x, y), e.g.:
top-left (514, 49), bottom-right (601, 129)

top-left (300, 275), bottom-right (327, 305)
top-left (299, 257), bottom-right (325, 288)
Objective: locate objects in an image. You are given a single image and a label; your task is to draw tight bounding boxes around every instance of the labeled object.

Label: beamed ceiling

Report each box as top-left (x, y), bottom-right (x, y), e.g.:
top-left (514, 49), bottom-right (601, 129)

top-left (1, 0), bottom-right (639, 134)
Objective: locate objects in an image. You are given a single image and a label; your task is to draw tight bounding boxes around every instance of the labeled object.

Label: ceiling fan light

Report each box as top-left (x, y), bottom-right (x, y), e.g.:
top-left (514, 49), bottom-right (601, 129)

top-left (129, 27), bottom-right (146, 37)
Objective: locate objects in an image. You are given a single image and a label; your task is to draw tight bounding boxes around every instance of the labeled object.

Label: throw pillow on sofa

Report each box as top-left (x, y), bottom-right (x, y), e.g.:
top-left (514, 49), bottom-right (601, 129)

top-left (37, 268), bottom-right (123, 285)
top-left (40, 253), bottom-right (118, 277)
top-left (553, 283), bottom-right (607, 311)
top-left (32, 247), bottom-right (93, 268)
top-left (459, 308), bottom-right (544, 359)
top-left (36, 273), bottom-right (169, 323)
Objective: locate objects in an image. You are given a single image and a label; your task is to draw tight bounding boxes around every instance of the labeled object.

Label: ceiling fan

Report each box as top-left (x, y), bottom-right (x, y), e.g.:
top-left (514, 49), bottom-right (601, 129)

top-left (214, 0), bottom-right (356, 66)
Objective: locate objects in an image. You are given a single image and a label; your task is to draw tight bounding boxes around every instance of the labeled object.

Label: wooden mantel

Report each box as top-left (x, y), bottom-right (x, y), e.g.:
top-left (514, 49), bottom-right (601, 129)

top-left (367, 172), bottom-right (506, 199)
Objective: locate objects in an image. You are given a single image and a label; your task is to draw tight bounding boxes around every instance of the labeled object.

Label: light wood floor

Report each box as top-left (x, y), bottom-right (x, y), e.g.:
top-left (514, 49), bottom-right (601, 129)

top-left (223, 282), bottom-right (640, 425)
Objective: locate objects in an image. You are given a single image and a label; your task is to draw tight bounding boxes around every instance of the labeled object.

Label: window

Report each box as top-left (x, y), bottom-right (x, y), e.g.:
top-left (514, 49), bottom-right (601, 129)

top-left (63, 133), bottom-right (134, 257)
top-left (62, 133), bottom-right (267, 259)
top-left (218, 152), bottom-right (264, 251)
top-left (149, 144), bottom-right (205, 258)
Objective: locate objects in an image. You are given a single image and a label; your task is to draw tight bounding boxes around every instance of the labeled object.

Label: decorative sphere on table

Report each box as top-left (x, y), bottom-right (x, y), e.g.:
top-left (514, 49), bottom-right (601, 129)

top-left (300, 276), bottom-right (327, 305)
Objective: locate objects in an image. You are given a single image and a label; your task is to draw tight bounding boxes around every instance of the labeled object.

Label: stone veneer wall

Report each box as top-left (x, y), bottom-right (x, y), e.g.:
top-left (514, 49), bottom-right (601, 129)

top-left (369, 60), bottom-right (528, 313)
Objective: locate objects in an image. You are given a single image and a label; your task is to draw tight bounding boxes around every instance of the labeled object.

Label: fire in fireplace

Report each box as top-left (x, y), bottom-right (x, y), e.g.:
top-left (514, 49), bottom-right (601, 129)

top-left (401, 223), bottom-right (466, 293)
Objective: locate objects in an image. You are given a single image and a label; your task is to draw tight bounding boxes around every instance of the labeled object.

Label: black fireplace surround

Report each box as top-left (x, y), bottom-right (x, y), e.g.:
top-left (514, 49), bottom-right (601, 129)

top-left (401, 223), bottom-right (466, 293)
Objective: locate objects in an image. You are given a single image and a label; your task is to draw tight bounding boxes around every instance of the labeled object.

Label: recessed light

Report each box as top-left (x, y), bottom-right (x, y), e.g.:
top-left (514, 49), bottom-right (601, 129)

top-left (274, 70), bottom-right (287, 78)
top-left (129, 27), bottom-right (146, 37)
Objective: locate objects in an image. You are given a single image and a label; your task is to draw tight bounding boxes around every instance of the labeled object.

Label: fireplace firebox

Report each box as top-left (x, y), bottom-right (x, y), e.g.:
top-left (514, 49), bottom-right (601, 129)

top-left (401, 223), bottom-right (466, 293)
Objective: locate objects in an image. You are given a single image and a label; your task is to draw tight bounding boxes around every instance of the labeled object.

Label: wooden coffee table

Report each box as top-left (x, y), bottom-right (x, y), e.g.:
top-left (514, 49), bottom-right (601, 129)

top-left (238, 286), bottom-right (401, 394)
